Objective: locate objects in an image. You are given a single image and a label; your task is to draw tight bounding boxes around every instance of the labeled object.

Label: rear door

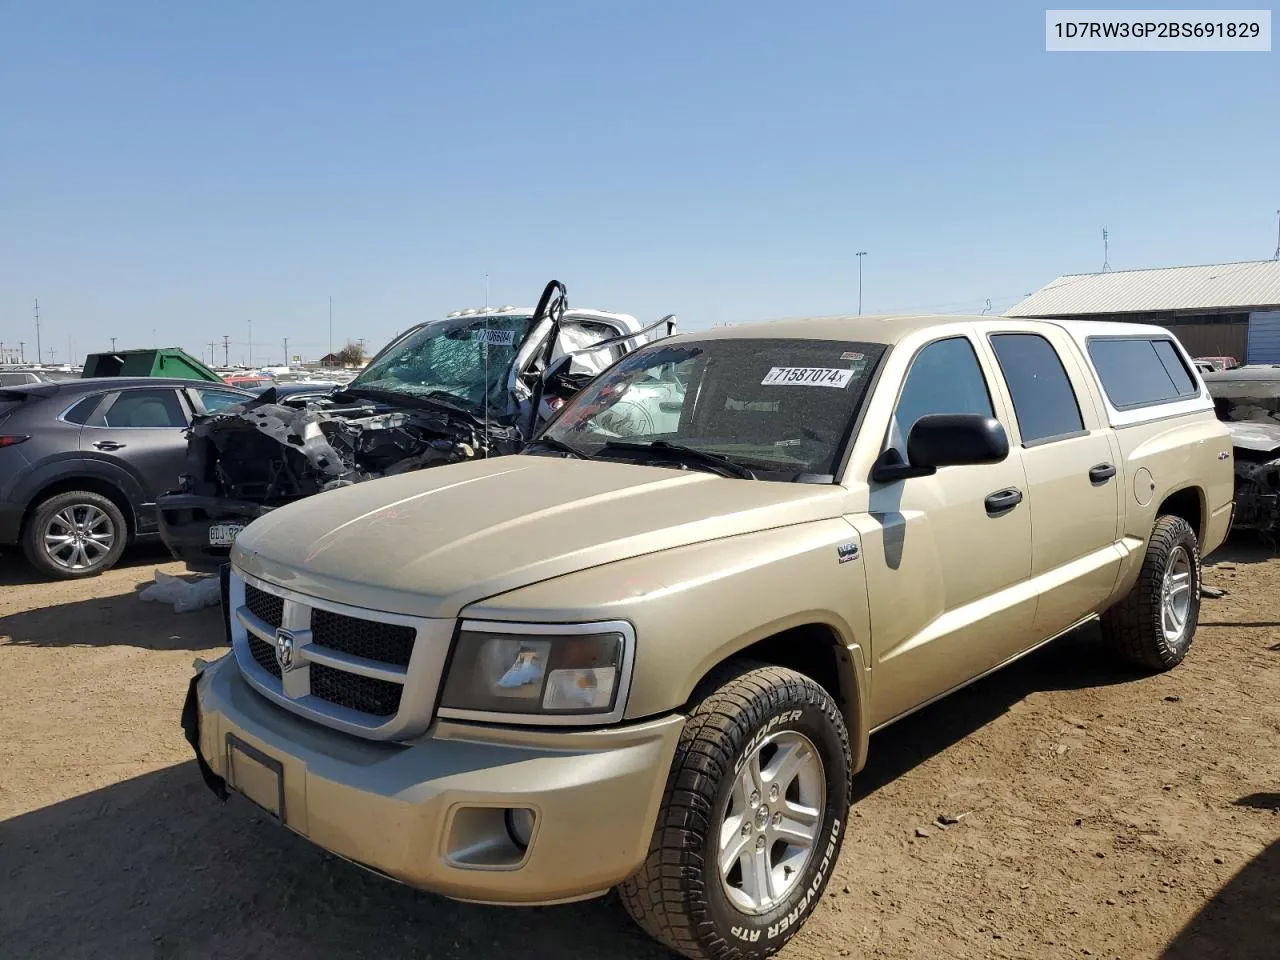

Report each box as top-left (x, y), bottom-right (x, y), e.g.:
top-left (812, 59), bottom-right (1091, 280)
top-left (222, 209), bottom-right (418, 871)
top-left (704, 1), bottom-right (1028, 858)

top-left (80, 387), bottom-right (193, 533)
top-left (981, 327), bottom-right (1122, 638)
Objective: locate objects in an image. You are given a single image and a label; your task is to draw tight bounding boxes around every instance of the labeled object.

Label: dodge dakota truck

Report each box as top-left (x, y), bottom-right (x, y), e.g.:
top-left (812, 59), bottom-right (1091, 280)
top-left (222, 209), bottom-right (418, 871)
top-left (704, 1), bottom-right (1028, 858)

top-left (182, 314), bottom-right (1232, 959)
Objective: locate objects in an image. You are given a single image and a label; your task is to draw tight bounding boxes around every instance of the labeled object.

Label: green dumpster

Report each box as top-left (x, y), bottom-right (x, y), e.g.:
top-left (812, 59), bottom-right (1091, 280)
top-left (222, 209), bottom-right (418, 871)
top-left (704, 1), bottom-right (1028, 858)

top-left (81, 348), bottom-right (223, 383)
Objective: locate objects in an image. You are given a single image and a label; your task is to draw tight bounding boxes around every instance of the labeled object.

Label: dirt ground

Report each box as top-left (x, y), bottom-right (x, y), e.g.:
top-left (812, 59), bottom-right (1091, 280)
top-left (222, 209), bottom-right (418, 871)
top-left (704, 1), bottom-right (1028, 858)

top-left (1, 542), bottom-right (1277, 960)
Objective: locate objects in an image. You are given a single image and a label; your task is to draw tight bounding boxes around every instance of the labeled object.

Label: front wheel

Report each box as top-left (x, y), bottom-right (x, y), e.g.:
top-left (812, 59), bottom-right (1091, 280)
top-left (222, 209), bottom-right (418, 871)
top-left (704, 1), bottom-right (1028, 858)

top-left (620, 664), bottom-right (852, 960)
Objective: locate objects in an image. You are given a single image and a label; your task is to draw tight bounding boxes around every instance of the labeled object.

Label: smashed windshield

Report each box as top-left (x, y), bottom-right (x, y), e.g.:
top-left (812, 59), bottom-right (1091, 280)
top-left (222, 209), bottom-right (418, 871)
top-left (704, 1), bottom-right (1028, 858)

top-left (350, 313), bottom-right (535, 411)
top-left (542, 337), bottom-right (885, 478)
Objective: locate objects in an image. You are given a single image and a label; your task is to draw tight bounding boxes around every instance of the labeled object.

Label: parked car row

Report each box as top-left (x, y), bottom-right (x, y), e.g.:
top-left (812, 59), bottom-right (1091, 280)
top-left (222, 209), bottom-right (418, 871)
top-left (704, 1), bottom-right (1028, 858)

top-left (179, 313), bottom-right (1231, 959)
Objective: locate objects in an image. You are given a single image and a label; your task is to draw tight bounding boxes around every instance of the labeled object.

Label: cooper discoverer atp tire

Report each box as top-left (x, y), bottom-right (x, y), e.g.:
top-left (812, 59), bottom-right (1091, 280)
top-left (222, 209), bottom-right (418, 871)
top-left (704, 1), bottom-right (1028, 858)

top-left (1101, 514), bottom-right (1201, 671)
top-left (620, 663), bottom-right (852, 960)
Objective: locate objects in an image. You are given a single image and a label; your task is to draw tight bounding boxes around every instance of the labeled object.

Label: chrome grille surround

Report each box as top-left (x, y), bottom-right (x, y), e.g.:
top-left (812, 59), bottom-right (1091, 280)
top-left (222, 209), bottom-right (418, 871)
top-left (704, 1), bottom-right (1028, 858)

top-left (228, 567), bottom-right (453, 741)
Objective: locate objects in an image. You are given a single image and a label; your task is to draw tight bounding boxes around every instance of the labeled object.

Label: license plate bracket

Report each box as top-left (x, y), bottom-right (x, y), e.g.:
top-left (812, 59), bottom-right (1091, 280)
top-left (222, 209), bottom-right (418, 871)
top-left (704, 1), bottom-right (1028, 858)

top-left (208, 523), bottom-right (246, 546)
top-left (225, 733), bottom-right (286, 821)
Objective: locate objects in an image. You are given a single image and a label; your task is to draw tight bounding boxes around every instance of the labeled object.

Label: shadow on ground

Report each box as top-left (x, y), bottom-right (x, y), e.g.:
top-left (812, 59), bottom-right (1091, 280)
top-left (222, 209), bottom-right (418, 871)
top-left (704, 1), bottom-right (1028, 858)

top-left (854, 624), bottom-right (1148, 800)
top-left (0, 541), bottom-right (177, 587)
top-left (0, 762), bottom-right (667, 960)
top-left (1160, 839), bottom-right (1280, 959)
top-left (0, 581), bottom-right (224, 652)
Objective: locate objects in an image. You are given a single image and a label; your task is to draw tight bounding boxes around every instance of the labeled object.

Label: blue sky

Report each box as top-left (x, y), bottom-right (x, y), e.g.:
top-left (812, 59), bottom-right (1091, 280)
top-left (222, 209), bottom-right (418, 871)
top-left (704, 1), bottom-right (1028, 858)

top-left (2, 1), bottom-right (1276, 366)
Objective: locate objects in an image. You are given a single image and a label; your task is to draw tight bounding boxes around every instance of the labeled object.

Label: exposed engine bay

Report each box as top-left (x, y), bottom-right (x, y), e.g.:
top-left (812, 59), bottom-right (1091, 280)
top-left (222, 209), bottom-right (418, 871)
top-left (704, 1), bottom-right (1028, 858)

top-left (158, 279), bottom-right (677, 571)
top-left (184, 394), bottom-right (520, 505)
top-left (1205, 370), bottom-right (1280, 536)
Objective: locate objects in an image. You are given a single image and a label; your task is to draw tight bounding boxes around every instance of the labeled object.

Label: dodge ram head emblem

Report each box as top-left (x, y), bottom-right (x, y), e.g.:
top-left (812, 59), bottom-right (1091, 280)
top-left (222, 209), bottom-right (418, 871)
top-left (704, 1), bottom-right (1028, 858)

top-left (275, 629), bottom-right (297, 672)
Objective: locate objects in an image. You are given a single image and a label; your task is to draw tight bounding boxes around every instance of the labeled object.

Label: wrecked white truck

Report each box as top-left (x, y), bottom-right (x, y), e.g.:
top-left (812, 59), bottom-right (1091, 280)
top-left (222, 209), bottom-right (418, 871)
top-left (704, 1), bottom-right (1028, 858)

top-left (1204, 365), bottom-right (1280, 535)
top-left (158, 281), bottom-right (675, 571)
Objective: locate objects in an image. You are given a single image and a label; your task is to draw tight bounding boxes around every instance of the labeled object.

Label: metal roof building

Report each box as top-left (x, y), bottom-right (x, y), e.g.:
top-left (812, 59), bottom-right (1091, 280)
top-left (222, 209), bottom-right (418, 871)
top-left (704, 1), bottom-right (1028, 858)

top-left (1008, 259), bottom-right (1280, 364)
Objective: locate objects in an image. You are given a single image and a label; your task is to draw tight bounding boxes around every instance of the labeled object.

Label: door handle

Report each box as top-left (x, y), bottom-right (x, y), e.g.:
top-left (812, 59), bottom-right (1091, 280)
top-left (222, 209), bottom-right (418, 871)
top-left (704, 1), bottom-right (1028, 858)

top-left (984, 487), bottom-right (1023, 515)
top-left (93, 441), bottom-right (126, 451)
top-left (1089, 462), bottom-right (1117, 483)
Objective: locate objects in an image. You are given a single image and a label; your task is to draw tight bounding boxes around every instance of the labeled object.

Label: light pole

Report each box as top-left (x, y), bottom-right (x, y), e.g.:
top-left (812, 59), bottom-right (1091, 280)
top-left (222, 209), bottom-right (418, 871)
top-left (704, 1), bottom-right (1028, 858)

top-left (856, 251), bottom-right (868, 315)
top-left (110, 337), bottom-right (117, 352)
top-left (1274, 209), bottom-right (1280, 260)
top-left (248, 319), bottom-right (253, 367)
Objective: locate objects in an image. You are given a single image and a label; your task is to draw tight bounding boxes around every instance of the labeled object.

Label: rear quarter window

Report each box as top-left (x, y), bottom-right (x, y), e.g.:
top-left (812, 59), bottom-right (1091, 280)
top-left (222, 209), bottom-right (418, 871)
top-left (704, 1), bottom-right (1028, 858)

top-left (1087, 337), bottom-right (1200, 409)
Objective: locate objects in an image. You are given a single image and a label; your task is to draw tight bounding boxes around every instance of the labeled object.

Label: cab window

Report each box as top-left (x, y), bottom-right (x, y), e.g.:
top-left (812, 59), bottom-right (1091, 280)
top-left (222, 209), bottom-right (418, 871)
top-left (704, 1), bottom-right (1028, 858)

top-left (889, 337), bottom-right (994, 453)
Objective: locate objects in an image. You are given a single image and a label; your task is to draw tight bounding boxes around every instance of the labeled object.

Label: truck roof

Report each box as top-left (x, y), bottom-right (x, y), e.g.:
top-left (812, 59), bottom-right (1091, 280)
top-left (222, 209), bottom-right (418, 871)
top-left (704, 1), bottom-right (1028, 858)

top-left (676, 313), bottom-right (1184, 346)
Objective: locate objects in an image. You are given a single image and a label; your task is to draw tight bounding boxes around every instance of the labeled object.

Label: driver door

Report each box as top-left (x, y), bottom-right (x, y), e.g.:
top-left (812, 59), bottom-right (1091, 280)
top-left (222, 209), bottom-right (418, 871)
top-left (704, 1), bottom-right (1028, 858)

top-left (856, 335), bottom-right (1035, 726)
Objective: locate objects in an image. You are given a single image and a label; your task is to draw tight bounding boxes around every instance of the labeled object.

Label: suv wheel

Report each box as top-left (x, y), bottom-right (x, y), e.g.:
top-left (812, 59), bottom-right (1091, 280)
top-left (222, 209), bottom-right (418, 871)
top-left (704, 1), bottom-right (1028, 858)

top-left (620, 664), bottom-right (852, 960)
top-left (22, 491), bottom-right (128, 580)
top-left (1101, 514), bottom-right (1201, 671)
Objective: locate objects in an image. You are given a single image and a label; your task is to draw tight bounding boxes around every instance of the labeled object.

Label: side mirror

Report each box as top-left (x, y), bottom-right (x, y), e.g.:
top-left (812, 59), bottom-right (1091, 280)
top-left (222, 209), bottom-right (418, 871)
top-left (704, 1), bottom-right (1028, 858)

top-left (872, 414), bottom-right (1009, 482)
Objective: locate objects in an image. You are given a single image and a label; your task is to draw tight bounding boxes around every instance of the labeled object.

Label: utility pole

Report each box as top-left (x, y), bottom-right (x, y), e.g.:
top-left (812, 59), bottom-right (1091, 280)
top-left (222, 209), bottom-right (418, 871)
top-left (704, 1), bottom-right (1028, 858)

top-left (1273, 209), bottom-right (1280, 260)
top-left (34, 299), bottom-right (42, 368)
top-left (282, 337), bottom-right (289, 366)
top-left (208, 342), bottom-right (216, 366)
top-left (357, 337), bottom-right (366, 360)
top-left (328, 296), bottom-right (333, 357)
top-left (248, 319), bottom-right (253, 367)
top-left (222, 335), bottom-right (230, 366)
top-left (48, 347), bottom-right (56, 363)
top-left (856, 251), bottom-right (868, 315)
top-left (110, 337), bottom-right (117, 351)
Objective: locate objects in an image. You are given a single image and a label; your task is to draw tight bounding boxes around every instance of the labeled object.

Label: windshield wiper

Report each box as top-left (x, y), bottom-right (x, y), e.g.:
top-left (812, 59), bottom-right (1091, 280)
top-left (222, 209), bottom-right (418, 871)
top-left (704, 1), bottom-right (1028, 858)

top-left (525, 436), bottom-right (594, 460)
top-left (597, 440), bottom-right (756, 479)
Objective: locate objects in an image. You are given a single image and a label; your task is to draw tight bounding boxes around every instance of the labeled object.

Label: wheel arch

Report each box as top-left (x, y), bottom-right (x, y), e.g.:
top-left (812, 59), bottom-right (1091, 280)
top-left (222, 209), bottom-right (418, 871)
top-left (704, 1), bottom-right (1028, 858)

top-left (1155, 485), bottom-right (1205, 546)
top-left (684, 621), bottom-right (871, 774)
top-left (21, 475), bottom-right (138, 542)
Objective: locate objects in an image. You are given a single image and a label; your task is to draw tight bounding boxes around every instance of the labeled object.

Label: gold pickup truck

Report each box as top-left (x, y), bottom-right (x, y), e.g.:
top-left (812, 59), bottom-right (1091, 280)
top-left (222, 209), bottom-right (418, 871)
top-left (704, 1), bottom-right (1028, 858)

top-left (182, 313), bottom-right (1233, 959)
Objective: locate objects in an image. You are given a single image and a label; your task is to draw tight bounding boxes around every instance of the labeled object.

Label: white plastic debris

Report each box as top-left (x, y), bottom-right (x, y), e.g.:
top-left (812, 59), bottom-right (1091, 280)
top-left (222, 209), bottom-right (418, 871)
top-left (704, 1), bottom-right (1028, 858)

top-left (139, 570), bottom-right (221, 614)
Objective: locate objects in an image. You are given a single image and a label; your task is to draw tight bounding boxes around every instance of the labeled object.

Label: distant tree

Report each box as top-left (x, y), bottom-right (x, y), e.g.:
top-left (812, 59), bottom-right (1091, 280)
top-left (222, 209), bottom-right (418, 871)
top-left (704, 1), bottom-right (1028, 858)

top-left (335, 340), bottom-right (366, 365)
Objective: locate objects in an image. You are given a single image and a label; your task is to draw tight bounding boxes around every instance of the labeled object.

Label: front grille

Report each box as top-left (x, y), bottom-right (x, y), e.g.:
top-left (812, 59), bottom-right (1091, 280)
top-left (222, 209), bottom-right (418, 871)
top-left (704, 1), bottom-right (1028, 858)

top-left (245, 584), bottom-right (283, 628)
top-left (309, 664), bottom-right (402, 717)
top-left (247, 634), bottom-right (281, 678)
top-left (310, 608), bottom-right (415, 667)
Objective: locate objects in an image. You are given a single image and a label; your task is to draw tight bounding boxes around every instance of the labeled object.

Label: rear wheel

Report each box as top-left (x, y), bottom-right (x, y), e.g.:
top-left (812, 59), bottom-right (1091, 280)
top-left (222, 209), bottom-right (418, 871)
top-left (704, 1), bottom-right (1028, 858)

top-left (22, 491), bottom-right (128, 580)
top-left (1101, 514), bottom-right (1201, 671)
top-left (620, 664), bottom-right (852, 960)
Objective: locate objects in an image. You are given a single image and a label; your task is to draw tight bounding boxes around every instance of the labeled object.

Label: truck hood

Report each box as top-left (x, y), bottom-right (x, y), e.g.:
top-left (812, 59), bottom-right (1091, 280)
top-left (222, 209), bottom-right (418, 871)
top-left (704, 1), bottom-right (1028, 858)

top-left (231, 454), bottom-right (848, 618)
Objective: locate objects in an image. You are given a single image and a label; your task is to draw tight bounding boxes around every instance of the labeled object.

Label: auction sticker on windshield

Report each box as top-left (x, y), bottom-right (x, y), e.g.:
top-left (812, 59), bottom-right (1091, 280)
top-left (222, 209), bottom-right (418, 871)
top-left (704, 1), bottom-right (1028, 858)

top-left (473, 329), bottom-right (517, 346)
top-left (761, 366), bottom-right (855, 388)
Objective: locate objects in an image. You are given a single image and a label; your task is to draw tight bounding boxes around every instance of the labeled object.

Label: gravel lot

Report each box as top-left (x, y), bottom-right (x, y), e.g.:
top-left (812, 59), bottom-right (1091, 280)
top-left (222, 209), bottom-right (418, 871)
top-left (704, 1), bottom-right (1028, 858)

top-left (1, 542), bottom-right (1277, 960)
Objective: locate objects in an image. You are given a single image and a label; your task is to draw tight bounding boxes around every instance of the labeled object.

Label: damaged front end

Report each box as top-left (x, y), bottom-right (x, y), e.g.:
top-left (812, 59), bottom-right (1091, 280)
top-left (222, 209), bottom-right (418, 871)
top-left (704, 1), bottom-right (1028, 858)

top-left (1206, 371), bottom-right (1280, 537)
top-left (159, 279), bottom-right (676, 571)
top-left (1224, 421), bottom-right (1280, 536)
top-left (159, 393), bottom-right (520, 571)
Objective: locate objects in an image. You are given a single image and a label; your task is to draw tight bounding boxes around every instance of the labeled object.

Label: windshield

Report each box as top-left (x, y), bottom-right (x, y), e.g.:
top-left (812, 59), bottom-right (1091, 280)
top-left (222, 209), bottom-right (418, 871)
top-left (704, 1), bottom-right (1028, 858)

top-left (350, 312), bottom-right (535, 411)
top-left (541, 337), bottom-right (885, 478)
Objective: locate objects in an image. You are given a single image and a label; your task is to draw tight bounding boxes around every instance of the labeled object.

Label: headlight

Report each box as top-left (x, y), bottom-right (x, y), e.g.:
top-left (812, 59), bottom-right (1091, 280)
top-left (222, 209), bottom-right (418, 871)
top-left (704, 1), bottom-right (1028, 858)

top-left (439, 622), bottom-right (633, 722)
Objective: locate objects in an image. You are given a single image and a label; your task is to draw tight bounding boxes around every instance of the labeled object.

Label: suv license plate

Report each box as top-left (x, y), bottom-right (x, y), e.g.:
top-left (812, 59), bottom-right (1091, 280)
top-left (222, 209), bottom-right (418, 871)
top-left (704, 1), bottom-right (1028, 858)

top-left (208, 523), bottom-right (246, 546)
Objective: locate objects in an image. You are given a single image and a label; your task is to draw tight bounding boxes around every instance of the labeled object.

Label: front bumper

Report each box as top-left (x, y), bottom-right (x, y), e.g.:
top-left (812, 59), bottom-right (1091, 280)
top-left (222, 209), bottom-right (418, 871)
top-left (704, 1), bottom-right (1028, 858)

top-left (158, 493), bottom-right (274, 573)
top-left (182, 655), bottom-right (684, 905)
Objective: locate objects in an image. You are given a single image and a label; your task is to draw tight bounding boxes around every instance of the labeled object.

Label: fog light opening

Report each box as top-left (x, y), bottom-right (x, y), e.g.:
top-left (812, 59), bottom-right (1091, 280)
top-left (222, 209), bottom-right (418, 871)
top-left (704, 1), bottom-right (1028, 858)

top-left (505, 807), bottom-right (536, 850)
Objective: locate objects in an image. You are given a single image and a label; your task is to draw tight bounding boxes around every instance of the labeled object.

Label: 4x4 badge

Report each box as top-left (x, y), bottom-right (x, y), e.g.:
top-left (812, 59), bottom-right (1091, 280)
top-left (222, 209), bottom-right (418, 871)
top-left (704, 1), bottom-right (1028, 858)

top-left (837, 542), bottom-right (859, 563)
top-left (275, 629), bottom-right (297, 672)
